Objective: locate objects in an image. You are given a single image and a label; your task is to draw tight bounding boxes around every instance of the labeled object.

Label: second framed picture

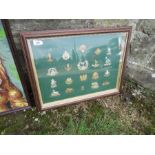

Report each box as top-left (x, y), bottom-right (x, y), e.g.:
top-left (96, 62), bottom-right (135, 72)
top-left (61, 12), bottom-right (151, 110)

top-left (0, 20), bottom-right (30, 115)
top-left (20, 27), bottom-right (131, 111)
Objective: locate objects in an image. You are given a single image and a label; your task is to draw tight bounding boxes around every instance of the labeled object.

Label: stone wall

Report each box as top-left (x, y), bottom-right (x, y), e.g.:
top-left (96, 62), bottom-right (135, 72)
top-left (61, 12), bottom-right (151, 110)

top-left (9, 19), bottom-right (155, 91)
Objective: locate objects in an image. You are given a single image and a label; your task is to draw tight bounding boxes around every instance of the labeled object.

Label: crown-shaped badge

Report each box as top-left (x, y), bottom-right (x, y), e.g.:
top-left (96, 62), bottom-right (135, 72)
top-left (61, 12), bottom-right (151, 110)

top-left (80, 74), bottom-right (87, 81)
top-left (65, 77), bottom-right (73, 85)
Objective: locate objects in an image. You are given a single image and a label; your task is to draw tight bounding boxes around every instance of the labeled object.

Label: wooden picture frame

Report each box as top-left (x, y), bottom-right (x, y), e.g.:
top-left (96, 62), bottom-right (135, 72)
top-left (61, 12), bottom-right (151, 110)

top-left (20, 27), bottom-right (131, 111)
top-left (0, 20), bottom-right (31, 115)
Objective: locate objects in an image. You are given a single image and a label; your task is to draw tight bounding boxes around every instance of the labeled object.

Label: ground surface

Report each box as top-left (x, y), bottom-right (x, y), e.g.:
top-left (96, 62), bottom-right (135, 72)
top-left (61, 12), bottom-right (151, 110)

top-left (0, 78), bottom-right (155, 135)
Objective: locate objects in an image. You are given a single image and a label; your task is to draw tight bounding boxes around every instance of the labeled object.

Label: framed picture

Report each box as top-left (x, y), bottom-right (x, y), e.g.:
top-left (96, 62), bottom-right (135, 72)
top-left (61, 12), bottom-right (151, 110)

top-left (20, 27), bottom-right (131, 111)
top-left (0, 20), bottom-right (30, 115)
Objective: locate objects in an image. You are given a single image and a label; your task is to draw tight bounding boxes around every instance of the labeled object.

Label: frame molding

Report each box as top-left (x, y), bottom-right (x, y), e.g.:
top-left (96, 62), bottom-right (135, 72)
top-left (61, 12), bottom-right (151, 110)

top-left (20, 26), bottom-right (132, 111)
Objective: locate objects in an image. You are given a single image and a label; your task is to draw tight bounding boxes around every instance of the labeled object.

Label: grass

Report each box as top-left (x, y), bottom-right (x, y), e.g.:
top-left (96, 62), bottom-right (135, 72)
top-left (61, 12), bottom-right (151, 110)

top-left (0, 78), bottom-right (155, 135)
